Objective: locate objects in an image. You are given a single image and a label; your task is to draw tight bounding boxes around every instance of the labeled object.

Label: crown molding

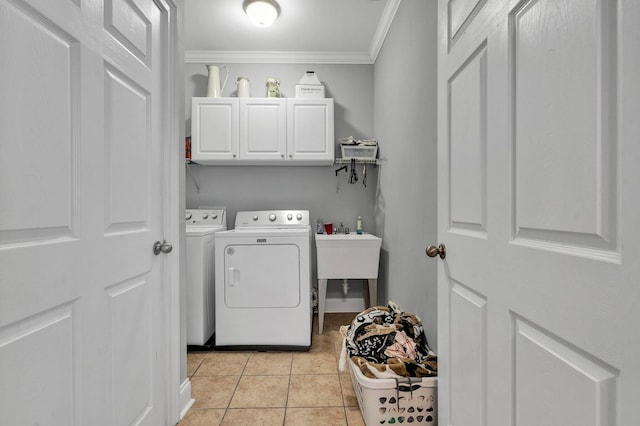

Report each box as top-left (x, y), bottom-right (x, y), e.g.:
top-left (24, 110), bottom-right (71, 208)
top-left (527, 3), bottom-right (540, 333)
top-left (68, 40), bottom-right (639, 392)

top-left (184, 50), bottom-right (375, 65)
top-left (369, 0), bottom-right (402, 62)
top-left (184, 0), bottom-right (402, 65)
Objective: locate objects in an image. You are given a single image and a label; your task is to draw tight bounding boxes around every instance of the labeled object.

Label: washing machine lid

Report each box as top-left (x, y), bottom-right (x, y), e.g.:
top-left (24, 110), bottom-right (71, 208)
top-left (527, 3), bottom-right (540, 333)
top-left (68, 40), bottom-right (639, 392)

top-left (234, 210), bottom-right (309, 229)
top-left (186, 226), bottom-right (226, 237)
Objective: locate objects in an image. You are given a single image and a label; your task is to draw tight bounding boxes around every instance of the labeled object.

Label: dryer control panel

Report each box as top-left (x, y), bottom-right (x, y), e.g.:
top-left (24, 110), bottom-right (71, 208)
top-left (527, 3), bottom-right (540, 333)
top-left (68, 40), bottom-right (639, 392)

top-left (235, 210), bottom-right (309, 228)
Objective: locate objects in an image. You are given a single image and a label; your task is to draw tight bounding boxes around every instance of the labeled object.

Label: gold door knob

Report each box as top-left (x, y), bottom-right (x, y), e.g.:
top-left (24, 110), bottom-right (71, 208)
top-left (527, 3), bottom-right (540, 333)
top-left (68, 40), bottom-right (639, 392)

top-left (426, 243), bottom-right (446, 259)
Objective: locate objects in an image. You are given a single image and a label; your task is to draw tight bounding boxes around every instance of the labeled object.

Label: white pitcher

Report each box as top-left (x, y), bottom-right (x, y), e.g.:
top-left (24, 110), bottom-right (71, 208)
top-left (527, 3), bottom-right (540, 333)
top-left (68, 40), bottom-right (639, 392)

top-left (236, 76), bottom-right (251, 97)
top-left (206, 65), bottom-right (229, 97)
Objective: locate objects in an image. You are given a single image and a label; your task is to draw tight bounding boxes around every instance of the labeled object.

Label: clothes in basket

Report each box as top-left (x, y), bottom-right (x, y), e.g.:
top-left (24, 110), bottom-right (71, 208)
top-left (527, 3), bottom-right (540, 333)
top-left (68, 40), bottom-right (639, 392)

top-left (339, 301), bottom-right (438, 379)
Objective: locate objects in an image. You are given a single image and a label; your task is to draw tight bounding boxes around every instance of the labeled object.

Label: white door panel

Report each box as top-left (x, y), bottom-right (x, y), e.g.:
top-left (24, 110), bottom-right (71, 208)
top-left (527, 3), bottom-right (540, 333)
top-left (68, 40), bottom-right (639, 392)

top-left (448, 281), bottom-right (487, 426)
top-left (437, 0), bottom-right (640, 425)
top-left (0, 0), bottom-right (79, 245)
top-left (449, 43), bottom-right (488, 235)
top-left (0, 0), bottom-right (170, 424)
top-left (512, 0), bottom-right (617, 251)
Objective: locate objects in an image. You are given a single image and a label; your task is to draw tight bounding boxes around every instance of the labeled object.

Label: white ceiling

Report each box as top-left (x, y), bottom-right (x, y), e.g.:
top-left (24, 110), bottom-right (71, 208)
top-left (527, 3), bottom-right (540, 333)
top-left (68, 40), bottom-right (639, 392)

top-left (184, 0), bottom-right (401, 64)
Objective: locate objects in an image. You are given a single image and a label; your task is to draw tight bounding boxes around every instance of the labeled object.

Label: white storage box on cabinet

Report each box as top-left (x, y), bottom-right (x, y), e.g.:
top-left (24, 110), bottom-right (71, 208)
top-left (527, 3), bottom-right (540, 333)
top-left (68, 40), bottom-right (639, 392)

top-left (191, 98), bottom-right (334, 165)
top-left (349, 360), bottom-right (438, 425)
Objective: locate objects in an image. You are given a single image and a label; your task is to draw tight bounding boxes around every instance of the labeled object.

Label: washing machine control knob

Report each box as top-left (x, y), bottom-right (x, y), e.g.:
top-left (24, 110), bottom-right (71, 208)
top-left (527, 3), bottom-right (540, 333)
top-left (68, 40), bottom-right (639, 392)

top-left (269, 214), bottom-right (277, 222)
top-left (202, 213), bottom-right (208, 219)
top-left (211, 213), bottom-right (218, 219)
top-left (185, 212), bottom-right (192, 221)
top-left (287, 214), bottom-right (293, 220)
top-left (297, 213), bottom-right (303, 220)
top-left (253, 215), bottom-right (259, 221)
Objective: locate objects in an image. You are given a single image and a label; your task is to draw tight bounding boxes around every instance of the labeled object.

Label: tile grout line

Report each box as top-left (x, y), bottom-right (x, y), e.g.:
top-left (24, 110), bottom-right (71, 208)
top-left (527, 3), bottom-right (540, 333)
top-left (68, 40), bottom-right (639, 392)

top-left (335, 338), bottom-right (350, 425)
top-left (220, 353), bottom-right (250, 424)
top-left (284, 353), bottom-right (293, 426)
top-left (189, 356), bottom-right (205, 379)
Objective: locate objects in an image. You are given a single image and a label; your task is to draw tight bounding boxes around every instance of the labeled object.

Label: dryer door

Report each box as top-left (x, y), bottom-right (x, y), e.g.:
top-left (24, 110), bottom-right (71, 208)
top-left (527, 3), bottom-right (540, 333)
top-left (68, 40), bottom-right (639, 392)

top-left (223, 243), bottom-right (301, 308)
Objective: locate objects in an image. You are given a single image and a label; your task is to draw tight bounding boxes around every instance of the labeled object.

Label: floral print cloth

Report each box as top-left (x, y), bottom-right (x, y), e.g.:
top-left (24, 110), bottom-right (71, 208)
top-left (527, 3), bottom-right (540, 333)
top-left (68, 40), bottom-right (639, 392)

top-left (339, 301), bottom-right (438, 379)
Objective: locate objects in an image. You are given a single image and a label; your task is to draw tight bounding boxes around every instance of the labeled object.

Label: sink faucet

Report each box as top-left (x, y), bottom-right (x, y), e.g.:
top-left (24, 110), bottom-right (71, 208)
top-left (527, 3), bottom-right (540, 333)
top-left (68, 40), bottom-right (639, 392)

top-left (337, 222), bottom-right (344, 234)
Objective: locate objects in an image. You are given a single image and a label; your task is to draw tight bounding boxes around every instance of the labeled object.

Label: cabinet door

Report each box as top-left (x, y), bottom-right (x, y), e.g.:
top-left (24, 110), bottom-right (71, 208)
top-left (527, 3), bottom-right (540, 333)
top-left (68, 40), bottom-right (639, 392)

top-left (191, 98), bottom-right (238, 162)
top-left (287, 99), bottom-right (334, 164)
top-left (239, 98), bottom-right (287, 161)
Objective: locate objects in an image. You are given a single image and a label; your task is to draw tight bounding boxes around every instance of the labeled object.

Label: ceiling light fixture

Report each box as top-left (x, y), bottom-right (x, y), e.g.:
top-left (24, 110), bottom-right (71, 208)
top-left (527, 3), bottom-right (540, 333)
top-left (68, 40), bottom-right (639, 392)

top-left (243, 0), bottom-right (281, 27)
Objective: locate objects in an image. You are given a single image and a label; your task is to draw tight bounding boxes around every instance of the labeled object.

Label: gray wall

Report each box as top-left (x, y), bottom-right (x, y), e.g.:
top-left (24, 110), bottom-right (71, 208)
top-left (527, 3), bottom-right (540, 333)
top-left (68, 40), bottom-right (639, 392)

top-left (184, 63), bottom-right (378, 301)
top-left (373, 0), bottom-right (438, 350)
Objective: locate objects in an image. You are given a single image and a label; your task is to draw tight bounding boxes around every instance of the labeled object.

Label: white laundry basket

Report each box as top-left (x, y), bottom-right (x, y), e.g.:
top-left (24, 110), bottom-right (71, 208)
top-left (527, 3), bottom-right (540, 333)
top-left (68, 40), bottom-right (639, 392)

top-left (349, 359), bottom-right (438, 425)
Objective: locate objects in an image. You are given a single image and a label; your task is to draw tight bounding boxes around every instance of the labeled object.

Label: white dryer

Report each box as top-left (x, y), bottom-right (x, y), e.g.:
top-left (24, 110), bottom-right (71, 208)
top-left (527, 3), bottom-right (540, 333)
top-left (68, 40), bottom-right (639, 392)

top-left (185, 208), bottom-right (226, 347)
top-left (214, 210), bottom-right (312, 350)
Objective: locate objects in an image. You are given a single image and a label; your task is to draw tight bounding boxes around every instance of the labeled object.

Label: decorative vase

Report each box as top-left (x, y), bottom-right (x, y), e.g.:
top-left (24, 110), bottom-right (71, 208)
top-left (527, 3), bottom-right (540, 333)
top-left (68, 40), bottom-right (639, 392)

top-left (236, 77), bottom-right (251, 97)
top-left (266, 77), bottom-right (280, 98)
top-left (206, 65), bottom-right (229, 97)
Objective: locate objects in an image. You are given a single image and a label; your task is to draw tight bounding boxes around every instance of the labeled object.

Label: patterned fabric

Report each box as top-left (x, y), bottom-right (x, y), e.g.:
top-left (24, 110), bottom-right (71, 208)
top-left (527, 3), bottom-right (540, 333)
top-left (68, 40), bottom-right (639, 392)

top-left (384, 330), bottom-right (417, 359)
top-left (340, 302), bottom-right (438, 379)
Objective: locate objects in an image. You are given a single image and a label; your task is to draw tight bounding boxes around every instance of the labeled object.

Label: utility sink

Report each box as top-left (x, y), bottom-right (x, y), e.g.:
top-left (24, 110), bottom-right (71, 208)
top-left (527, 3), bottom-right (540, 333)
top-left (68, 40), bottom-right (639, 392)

top-left (315, 233), bottom-right (382, 334)
top-left (315, 233), bottom-right (382, 279)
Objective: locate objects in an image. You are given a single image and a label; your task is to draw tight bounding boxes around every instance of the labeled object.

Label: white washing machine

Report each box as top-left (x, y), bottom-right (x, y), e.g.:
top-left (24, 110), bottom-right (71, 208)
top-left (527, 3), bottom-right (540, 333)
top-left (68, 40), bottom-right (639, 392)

top-left (185, 208), bottom-right (226, 346)
top-left (214, 210), bottom-right (312, 350)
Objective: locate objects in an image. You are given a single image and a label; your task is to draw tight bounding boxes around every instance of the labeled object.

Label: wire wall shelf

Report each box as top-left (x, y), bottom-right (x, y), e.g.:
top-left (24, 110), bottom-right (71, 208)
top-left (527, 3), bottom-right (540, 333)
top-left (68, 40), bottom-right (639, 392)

top-left (334, 158), bottom-right (384, 165)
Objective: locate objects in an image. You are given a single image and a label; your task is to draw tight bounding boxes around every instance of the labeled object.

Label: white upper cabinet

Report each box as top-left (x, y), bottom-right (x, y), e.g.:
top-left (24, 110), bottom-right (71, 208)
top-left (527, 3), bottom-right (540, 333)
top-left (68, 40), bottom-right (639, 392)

top-left (240, 98), bottom-right (287, 161)
top-left (191, 98), bottom-right (239, 161)
top-left (287, 99), bottom-right (334, 163)
top-left (191, 97), bottom-right (334, 165)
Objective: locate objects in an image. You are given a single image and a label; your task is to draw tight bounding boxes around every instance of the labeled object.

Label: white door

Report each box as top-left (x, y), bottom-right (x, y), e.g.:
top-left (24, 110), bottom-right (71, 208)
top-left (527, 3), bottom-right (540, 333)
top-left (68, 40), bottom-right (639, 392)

top-left (0, 0), bottom-right (171, 424)
top-left (436, 0), bottom-right (640, 425)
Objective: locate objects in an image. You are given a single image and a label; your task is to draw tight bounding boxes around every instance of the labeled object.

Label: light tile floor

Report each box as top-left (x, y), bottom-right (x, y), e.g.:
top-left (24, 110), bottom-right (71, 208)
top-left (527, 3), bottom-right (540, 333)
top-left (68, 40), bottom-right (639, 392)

top-left (178, 312), bottom-right (365, 426)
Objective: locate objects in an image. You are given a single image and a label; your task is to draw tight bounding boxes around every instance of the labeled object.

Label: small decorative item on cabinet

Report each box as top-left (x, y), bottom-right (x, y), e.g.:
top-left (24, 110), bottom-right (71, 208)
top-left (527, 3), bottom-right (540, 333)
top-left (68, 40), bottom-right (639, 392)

top-left (266, 77), bottom-right (280, 97)
top-left (296, 71), bottom-right (325, 98)
top-left (236, 76), bottom-right (251, 97)
top-left (205, 65), bottom-right (229, 97)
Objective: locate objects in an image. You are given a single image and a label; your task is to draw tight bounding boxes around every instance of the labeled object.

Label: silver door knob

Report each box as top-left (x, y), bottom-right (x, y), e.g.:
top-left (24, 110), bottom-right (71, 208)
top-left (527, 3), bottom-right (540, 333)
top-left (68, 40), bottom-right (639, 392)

top-left (426, 243), bottom-right (446, 259)
top-left (153, 240), bottom-right (173, 255)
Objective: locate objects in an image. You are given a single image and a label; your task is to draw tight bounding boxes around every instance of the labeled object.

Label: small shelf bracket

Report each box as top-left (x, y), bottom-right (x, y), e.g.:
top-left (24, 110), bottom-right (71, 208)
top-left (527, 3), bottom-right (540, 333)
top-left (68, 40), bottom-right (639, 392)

top-left (186, 161), bottom-right (201, 193)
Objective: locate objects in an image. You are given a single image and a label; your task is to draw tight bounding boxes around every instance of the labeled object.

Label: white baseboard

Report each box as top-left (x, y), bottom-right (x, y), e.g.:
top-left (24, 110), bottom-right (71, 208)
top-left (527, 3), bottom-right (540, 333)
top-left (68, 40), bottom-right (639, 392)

top-left (324, 297), bottom-right (366, 313)
top-left (179, 378), bottom-right (195, 420)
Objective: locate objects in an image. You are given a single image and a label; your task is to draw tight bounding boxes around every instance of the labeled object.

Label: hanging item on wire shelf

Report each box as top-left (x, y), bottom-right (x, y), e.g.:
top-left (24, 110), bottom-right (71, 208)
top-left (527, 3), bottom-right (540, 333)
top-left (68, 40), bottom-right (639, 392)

top-left (362, 163), bottom-right (367, 187)
top-left (349, 158), bottom-right (358, 184)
